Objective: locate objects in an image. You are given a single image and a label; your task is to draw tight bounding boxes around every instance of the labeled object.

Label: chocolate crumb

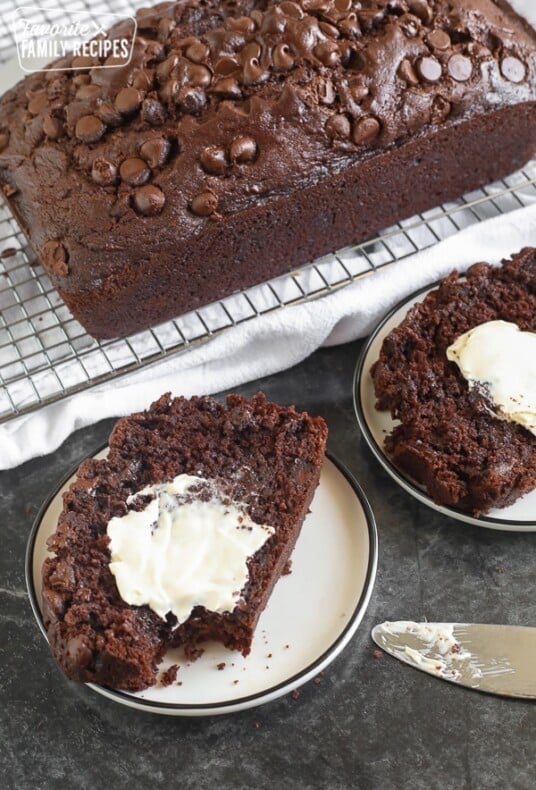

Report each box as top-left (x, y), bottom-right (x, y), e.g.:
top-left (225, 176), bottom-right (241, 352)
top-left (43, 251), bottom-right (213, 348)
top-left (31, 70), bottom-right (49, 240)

top-left (160, 663), bottom-right (180, 686)
top-left (233, 679), bottom-right (239, 685)
top-left (291, 689), bottom-right (300, 700)
top-left (0, 248), bottom-right (18, 259)
top-left (495, 566), bottom-right (506, 574)
top-left (40, 240), bottom-right (69, 277)
top-left (185, 646), bottom-right (205, 661)
top-left (313, 676), bottom-right (322, 685)
top-left (373, 649), bottom-right (383, 659)
top-left (24, 503), bottom-right (34, 514)
top-left (217, 662), bottom-right (226, 670)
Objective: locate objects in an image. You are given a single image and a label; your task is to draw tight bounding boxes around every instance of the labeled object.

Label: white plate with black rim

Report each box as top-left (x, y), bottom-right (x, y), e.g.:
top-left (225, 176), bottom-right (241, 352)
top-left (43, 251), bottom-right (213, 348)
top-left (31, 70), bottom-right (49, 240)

top-left (353, 284), bottom-right (536, 532)
top-left (26, 450), bottom-right (378, 716)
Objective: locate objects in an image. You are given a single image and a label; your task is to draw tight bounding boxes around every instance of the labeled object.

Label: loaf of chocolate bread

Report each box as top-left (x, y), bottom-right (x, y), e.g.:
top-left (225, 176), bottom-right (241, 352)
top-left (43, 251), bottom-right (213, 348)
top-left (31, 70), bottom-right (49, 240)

top-left (0, 0), bottom-right (535, 338)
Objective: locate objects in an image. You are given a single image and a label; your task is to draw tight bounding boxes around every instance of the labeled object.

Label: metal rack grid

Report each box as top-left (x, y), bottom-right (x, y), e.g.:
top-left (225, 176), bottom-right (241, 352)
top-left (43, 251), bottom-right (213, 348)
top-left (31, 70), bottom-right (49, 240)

top-left (1, 160), bottom-right (535, 423)
top-left (1, 2), bottom-right (535, 423)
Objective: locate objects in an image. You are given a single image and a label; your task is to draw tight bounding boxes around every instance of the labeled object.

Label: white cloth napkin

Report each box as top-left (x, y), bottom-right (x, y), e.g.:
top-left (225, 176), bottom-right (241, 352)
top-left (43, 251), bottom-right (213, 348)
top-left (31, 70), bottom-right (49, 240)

top-left (2, 202), bottom-right (536, 469)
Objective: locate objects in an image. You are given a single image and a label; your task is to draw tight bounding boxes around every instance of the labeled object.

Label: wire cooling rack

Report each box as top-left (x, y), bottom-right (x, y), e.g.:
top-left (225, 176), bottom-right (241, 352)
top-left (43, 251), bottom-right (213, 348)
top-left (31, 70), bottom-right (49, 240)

top-left (0, 2), bottom-right (535, 424)
top-left (2, 160), bottom-right (535, 423)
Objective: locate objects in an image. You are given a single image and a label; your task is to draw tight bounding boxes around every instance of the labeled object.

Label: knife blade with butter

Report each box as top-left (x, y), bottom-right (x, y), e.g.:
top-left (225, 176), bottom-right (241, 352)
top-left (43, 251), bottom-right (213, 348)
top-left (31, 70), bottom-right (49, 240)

top-left (372, 621), bottom-right (536, 699)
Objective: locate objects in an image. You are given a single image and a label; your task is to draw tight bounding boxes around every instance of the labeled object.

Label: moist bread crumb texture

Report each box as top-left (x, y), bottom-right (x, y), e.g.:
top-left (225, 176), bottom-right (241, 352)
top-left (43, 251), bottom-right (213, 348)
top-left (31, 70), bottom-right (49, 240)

top-left (41, 393), bottom-right (327, 691)
top-left (0, 0), bottom-right (535, 337)
top-left (372, 247), bottom-right (536, 516)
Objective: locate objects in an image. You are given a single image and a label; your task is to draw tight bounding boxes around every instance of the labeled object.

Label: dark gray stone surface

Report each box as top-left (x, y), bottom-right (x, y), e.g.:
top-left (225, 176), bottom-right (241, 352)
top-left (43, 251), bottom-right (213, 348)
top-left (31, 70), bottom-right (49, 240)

top-left (1, 340), bottom-right (535, 790)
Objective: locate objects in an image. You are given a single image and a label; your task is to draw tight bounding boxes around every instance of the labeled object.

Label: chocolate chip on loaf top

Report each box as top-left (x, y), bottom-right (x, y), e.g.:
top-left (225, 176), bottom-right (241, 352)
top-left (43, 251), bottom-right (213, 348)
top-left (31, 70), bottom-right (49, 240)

top-left (0, 0), bottom-right (534, 338)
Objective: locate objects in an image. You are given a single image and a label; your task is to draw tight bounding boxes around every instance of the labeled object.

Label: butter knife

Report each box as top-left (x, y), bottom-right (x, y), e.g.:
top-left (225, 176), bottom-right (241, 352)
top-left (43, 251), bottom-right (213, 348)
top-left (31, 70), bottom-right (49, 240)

top-left (372, 621), bottom-right (536, 699)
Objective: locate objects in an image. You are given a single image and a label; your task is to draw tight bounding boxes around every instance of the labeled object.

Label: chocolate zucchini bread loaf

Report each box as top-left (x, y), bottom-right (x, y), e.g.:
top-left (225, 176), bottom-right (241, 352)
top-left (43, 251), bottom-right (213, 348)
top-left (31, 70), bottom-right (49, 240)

top-left (1, 1), bottom-right (535, 339)
top-left (41, 392), bottom-right (327, 691)
top-left (372, 247), bottom-right (536, 516)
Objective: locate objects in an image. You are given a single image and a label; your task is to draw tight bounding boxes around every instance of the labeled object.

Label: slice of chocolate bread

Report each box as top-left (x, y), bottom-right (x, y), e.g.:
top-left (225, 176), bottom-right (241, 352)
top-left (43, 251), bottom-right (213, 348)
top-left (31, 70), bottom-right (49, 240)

top-left (372, 247), bottom-right (536, 516)
top-left (41, 393), bottom-right (327, 691)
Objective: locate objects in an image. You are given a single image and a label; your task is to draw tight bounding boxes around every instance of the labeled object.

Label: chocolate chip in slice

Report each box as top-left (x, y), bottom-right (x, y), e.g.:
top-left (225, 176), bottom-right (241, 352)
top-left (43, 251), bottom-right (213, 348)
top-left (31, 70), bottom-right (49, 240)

top-left (133, 185), bottom-right (166, 215)
top-left (427, 29), bottom-right (451, 51)
top-left (43, 114), bottom-right (64, 140)
top-left (214, 56), bottom-right (240, 76)
top-left (139, 137), bottom-right (171, 169)
top-left (187, 64), bottom-right (212, 89)
top-left (430, 95), bottom-right (451, 124)
top-left (211, 77), bottom-right (242, 98)
top-left (397, 59), bottom-right (419, 86)
top-left (352, 115), bottom-right (381, 145)
top-left (325, 114), bottom-right (351, 140)
top-left (272, 43), bottom-right (294, 72)
top-left (190, 190), bottom-right (219, 216)
top-left (28, 92), bottom-right (48, 116)
top-left (200, 146), bottom-right (227, 174)
top-left (115, 86), bottom-right (143, 115)
top-left (96, 102), bottom-right (123, 127)
top-left (416, 56), bottom-right (442, 83)
top-left (132, 69), bottom-right (154, 91)
top-left (313, 41), bottom-right (340, 68)
top-left (91, 158), bottom-right (118, 186)
top-left (242, 58), bottom-right (267, 86)
top-left (229, 135), bottom-right (258, 164)
top-left (177, 87), bottom-right (207, 114)
top-left (75, 115), bottom-right (106, 143)
top-left (185, 41), bottom-right (210, 64)
top-left (448, 53), bottom-right (472, 82)
top-left (41, 240), bottom-right (69, 276)
top-left (141, 97), bottom-right (166, 126)
top-left (119, 157), bottom-right (151, 186)
top-left (408, 0), bottom-right (432, 24)
top-left (500, 56), bottom-right (526, 83)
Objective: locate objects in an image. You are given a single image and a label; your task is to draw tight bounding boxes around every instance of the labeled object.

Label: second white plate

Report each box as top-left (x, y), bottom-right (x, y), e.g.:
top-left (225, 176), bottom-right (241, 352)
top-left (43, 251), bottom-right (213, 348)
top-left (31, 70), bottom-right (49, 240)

top-left (354, 285), bottom-right (536, 531)
top-left (26, 452), bottom-right (377, 715)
